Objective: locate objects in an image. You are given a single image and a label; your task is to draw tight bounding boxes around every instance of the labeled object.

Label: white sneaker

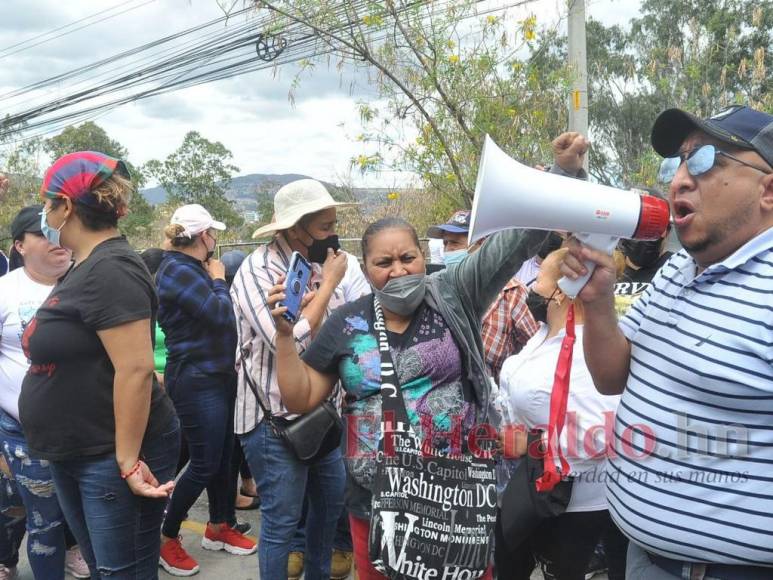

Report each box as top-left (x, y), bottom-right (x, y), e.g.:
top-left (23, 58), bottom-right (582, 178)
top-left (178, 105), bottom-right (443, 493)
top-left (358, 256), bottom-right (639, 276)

top-left (0, 565), bottom-right (17, 580)
top-left (65, 546), bottom-right (90, 578)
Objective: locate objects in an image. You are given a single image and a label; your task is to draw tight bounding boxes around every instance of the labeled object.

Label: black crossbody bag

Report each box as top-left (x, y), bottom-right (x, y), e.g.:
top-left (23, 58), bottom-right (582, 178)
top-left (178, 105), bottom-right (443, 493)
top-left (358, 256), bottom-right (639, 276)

top-left (239, 348), bottom-right (342, 464)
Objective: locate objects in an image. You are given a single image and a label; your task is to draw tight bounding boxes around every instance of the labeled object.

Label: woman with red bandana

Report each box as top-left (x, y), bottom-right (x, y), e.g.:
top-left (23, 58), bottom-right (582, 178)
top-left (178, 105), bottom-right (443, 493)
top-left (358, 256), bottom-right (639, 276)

top-left (18, 151), bottom-right (179, 579)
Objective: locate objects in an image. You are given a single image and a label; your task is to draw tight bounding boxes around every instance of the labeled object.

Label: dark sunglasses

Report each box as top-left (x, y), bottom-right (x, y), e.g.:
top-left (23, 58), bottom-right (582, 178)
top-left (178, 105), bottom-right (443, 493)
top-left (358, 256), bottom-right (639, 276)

top-left (658, 144), bottom-right (771, 184)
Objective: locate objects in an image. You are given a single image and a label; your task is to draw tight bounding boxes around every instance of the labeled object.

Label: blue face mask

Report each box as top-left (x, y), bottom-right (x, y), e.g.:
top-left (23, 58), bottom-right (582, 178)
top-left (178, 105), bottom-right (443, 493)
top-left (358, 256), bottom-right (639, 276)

top-left (443, 249), bottom-right (468, 266)
top-left (40, 209), bottom-right (66, 247)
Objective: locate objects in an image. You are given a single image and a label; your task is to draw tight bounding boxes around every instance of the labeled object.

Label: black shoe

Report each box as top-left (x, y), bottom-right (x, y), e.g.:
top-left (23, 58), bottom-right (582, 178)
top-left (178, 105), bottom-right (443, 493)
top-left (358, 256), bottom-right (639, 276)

top-left (232, 520), bottom-right (252, 535)
top-left (235, 496), bottom-right (261, 511)
top-left (585, 545), bottom-right (608, 579)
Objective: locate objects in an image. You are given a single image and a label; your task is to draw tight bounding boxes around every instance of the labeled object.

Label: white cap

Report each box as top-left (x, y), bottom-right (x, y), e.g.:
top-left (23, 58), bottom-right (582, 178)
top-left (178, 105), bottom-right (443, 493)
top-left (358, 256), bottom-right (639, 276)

top-left (170, 204), bottom-right (226, 238)
top-left (252, 179), bottom-right (357, 239)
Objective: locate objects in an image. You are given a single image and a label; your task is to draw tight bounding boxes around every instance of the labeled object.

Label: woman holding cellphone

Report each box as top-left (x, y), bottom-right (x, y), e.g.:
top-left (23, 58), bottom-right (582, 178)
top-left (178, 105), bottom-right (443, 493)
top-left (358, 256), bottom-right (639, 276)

top-left (230, 179), bottom-right (368, 579)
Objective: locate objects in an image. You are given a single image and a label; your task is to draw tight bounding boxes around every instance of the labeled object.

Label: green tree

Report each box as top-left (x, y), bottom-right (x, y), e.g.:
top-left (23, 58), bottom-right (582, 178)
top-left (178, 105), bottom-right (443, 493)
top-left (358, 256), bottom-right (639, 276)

top-left (248, 0), bottom-right (569, 207)
top-left (0, 139), bottom-right (45, 243)
top-left (44, 121), bottom-right (146, 187)
top-left (144, 131), bottom-right (243, 230)
top-left (43, 121), bottom-right (156, 246)
top-left (585, 0), bottom-right (772, 186)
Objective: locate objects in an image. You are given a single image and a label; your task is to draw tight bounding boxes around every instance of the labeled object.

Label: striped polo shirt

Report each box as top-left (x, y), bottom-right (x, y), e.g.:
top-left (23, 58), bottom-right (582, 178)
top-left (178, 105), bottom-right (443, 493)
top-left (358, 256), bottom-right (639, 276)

top-left (608, 227), bottom-right (773, 565)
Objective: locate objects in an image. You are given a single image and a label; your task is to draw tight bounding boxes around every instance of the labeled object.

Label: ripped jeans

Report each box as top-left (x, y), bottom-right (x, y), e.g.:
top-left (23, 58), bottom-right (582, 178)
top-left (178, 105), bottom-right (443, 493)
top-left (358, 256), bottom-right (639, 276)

top-left (0, 410), bottom-right (69, 579)
top-left (49, 415), bottom-right (180, 579)
top-left (0, 452), bottom-right (25, 571)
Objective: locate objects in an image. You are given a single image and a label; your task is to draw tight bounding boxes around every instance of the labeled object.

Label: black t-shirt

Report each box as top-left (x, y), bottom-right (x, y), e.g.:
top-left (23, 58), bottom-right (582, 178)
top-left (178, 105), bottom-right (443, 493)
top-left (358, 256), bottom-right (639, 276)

top-left (19, 237), bottom-right (175, 460)
top-left (613, 251), bottom-right (672, 317)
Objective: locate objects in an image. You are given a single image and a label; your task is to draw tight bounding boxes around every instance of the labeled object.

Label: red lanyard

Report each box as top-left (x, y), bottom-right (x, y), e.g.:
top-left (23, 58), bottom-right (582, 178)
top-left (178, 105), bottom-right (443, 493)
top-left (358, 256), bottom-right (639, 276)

top-left (536, 304), bottom-right (575, 492)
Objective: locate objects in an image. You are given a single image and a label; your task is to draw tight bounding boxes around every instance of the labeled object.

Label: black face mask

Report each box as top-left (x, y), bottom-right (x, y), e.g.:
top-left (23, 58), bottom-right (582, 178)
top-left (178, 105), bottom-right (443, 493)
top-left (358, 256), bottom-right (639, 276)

top-left (303, 230), bottom-right (340, 264)
top-left (526, 289), bottom-right (549, 324)
top-left (203, 234), bottom-right (216, 261)
top-left (620, 239), bottom-right (662, 269)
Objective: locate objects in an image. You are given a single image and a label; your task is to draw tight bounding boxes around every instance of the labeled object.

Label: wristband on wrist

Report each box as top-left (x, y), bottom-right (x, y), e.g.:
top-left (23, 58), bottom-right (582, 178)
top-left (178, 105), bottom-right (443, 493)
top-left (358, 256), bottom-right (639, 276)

top-left (120, 460), bottom-right (141, 480)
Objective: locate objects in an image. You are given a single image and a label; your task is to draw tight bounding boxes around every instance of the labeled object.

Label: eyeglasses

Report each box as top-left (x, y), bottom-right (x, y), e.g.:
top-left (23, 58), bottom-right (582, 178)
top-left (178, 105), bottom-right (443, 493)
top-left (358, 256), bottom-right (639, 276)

top-left (658, 144), bottom-right (772, 184)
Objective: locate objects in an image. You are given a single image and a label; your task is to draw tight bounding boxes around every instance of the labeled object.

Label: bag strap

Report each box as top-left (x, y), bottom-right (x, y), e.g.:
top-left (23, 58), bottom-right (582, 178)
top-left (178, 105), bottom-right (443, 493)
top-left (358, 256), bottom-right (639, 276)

top-left (535, 303), bottom-right (575, 492)
top-left (238, 347), bottom-right (274, 420)
top-left (373, 297), bottom-right (411, 429)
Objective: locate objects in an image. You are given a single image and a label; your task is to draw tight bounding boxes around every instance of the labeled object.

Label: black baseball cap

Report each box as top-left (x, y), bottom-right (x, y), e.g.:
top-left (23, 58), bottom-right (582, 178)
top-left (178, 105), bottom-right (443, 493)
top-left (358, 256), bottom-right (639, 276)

top-left (651, 105), bottom-right (773, 168)
top-left (11, 205), bottom-right (44, 241)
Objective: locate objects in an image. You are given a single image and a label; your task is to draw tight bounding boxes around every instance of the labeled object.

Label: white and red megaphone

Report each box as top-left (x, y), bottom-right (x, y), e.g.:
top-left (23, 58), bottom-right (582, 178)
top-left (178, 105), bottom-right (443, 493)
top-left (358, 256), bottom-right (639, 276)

top-left (469, 136), bottom-right (670, 297)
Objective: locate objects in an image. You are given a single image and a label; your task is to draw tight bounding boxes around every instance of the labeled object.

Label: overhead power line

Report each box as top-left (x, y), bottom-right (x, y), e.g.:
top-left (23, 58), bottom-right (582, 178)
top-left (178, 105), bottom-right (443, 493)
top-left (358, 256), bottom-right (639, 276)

top-left (0, 0), bottom-right (535, 143)
top-left (0, 0), bottom-right (156, 61)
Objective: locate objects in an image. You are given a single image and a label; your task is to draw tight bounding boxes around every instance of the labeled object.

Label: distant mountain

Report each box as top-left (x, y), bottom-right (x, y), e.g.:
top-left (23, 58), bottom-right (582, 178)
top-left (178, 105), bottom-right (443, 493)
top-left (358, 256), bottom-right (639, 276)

top-left (139, 173), bottom-right (404, 215)
top-left (140, 173), bottom-right (314, 206)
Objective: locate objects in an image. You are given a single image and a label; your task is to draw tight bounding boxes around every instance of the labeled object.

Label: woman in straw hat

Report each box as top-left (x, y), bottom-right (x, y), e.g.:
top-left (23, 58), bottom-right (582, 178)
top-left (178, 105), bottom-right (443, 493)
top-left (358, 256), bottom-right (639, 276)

top-left (230, 179), bottom-right (368, 580)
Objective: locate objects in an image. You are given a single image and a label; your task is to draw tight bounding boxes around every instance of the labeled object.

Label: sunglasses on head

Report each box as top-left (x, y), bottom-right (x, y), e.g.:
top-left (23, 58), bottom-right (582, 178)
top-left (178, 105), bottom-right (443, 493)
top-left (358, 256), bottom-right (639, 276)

top-left (658, 144), bottom-right (771, 184)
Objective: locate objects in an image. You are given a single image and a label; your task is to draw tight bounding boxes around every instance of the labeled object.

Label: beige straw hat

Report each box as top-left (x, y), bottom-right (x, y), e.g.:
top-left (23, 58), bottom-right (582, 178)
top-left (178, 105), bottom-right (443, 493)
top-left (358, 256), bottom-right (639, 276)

top-left (252, 179), bottom-right (357, 239)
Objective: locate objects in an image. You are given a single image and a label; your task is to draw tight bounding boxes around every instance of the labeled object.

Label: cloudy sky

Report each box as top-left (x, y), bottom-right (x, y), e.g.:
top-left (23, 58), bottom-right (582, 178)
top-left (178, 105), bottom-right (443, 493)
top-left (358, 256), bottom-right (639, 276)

top-left (0, 0), bottom-right (640, 187)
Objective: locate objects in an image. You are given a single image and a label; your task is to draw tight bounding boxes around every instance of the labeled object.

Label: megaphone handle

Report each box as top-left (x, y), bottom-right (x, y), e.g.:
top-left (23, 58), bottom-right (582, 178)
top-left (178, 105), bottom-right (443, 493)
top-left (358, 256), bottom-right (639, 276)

top-left (557, 233), bottom-right (619, 299)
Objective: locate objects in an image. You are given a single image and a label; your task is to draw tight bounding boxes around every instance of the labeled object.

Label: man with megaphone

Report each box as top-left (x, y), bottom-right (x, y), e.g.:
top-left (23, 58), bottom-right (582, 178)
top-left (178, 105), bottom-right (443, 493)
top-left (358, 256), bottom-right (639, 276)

top-left (561, 105), bottom-right (773, 579)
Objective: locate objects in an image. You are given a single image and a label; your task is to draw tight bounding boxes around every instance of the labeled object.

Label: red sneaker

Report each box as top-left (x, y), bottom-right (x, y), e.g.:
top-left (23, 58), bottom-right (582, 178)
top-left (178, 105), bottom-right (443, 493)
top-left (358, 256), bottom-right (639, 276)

top-left (201, 523), bottom-right (257, 555)
top-left (159, 537), bottom-right (200, 576)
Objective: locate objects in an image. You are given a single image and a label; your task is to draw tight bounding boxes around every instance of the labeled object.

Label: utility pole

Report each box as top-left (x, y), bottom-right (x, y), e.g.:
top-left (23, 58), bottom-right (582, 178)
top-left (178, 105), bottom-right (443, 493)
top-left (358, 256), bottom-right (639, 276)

top-left (567, 0), bottom-right (589, 169)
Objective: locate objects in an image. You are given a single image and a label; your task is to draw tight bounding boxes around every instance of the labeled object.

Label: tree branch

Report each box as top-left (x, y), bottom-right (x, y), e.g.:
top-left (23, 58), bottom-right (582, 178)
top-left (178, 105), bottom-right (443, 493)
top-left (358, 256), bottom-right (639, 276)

top-left (386, 0), bottom-right (478, 148)
top-left (258, 0), bottom-right (473, 201)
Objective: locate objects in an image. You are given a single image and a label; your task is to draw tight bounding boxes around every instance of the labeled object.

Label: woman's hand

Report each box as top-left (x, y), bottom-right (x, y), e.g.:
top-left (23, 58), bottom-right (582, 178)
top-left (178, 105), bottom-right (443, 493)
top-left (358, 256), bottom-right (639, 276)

top-left (267, 275), bottom-right (316, 336)
top-left (205, 258), bottom-right (226, 281)
top-left (124, 460), bottom-right (175, 498)
top-left (321, 249), bottom-right (348, 288)
top-left (552, 131), bottom-right (590, 175)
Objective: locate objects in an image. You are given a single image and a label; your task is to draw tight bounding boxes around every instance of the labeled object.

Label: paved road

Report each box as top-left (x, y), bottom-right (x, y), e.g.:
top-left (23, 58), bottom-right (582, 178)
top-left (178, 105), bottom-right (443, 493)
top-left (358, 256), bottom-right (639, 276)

top-left (13, 495), bottom-right (608, 579)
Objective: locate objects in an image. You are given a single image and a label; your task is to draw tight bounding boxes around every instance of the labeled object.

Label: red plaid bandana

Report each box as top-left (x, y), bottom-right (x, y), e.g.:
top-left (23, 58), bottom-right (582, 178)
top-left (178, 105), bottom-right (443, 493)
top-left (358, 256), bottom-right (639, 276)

top-left (40, 151), bottom-right (129, 211)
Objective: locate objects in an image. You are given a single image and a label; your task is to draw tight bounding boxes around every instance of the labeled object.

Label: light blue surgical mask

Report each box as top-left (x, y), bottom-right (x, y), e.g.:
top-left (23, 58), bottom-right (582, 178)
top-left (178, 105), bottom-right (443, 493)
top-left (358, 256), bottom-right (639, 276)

top-left (40, 209), bottom-right (66, 247)
top-left (443, 249), bottom-right (468, 266)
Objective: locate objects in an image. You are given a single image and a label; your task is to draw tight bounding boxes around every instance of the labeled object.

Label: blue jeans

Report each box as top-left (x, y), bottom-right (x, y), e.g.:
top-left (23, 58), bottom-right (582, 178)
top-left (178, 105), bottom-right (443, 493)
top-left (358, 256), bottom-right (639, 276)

top-left (0, 462), bottom-right (25, 570)
top-left (291, 498), bottom-right (353, 552)
top-left (50, 416), bottom-right (180, 580)
top-left (240, 420), bottom-right (345, 580)
top-left (162, 361), bottom-right (236, 537)
top-left (0, 411), bottom-right (69, 579)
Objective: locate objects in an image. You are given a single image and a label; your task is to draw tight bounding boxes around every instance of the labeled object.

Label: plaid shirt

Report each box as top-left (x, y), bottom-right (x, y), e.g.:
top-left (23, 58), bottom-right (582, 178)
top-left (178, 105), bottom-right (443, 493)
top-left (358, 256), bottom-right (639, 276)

top-left (155, 251), bottom-right (237, 375)
top-left (481, 276), bottom-right (538, 383)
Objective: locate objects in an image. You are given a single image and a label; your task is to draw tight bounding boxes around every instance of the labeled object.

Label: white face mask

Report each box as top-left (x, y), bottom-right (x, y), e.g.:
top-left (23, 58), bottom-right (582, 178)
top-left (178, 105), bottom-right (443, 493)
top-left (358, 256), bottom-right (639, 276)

top-left (372, 273), bottom-right (427, 316)
top-left (40, 209), bottom-right (66, 247)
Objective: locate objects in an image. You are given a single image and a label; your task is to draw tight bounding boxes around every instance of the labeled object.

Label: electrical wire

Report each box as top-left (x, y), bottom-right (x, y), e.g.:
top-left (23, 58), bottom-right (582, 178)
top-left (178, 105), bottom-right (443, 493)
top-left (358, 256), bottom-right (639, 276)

top-left (0, 0), bottom-right (157, 61)
top-left (0, 0), bottom-right (536, 142)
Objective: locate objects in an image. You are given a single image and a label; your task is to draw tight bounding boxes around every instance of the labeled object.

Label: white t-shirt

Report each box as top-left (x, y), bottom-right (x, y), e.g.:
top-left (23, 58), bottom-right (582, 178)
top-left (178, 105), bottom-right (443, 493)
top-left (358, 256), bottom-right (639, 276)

top-left (428, 238), bottom-right (444, 265)
top-left (341, 253), bottom-right (371, 302)
top-left (499, 323), bottom-right (621, 512)
top-left (0, 268), bottom-right (55, 420)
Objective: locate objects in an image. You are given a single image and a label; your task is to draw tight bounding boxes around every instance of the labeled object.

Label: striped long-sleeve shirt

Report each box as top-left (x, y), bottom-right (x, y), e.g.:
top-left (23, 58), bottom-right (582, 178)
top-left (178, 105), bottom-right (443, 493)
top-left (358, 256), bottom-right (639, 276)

top-left (608, 227), bottom-right (773, 565)
top-left (230, 235), bottom-right (369, 434)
